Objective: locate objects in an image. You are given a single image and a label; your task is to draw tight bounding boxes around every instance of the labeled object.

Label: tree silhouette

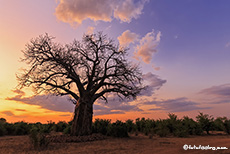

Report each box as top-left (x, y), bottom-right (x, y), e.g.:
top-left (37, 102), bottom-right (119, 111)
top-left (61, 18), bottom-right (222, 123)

top-left (17, 32), bottom-right (144, 136)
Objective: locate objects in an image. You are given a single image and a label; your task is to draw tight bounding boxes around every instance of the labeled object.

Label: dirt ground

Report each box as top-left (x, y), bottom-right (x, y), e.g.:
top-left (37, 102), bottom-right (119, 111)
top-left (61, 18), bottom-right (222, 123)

top-left (0, 134), bottom-right (230, 154)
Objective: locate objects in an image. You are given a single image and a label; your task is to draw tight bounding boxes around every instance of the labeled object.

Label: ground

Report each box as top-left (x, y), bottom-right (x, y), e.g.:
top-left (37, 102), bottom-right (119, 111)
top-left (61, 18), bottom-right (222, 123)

top-left (0, 133), bottom-right (230, 154)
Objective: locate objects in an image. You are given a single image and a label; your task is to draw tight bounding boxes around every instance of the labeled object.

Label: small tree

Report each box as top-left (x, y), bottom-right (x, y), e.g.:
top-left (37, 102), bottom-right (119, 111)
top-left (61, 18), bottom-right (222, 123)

top-left (17, 32), bottom-right (144, 136)
top-left (196, 112), bottom-right (214, 135)
top-left (213, 117), bottom-right (225, 131)
top-left (182, 116), bottom-right (202, 135)
top-left (0, 118), bottom-right (6, 123)
top-left (223, 119), bottom-right (230, 134)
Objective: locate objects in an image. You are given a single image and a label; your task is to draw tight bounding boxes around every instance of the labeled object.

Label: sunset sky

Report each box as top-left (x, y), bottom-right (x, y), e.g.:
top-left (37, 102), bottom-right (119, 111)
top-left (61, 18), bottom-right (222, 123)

top-left (1, 0), bottom-right (230, 123)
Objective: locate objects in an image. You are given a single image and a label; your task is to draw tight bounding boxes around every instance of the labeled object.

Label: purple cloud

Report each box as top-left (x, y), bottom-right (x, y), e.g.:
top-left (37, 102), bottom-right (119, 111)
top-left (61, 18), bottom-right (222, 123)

top-left (198, 83), bottom-right (230, 104)
top-left (1, 111), bottom-right (15, 116)
top-left (6, 91), bottom-right (142, 116)
top-left (143, 97), bottom-right (210, 112)
top-left (199, 83), bottom-right (230, 97)
top-left (140, 72), bottom-right (166, 96)
top-left (6, 94), bottom-right (74, 113)
top-left (94, 94), bottom-right (143, 116)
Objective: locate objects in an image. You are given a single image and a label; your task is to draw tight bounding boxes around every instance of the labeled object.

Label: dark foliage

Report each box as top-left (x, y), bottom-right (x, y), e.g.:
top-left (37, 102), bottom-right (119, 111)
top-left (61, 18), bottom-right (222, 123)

top-left (196, 112), bottom-right (214, 135)
top-left (107, 120), bottom-right (128, 138)
top-left (92, 119), bottom-right (111, 135)
top-left (0, 112), bottom-right (229, 138)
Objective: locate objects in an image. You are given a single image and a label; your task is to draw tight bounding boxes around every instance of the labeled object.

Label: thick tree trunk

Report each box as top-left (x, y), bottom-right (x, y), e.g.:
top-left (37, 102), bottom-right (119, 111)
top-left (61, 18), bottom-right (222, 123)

top-left (71, 97), bottom-right (93, 136)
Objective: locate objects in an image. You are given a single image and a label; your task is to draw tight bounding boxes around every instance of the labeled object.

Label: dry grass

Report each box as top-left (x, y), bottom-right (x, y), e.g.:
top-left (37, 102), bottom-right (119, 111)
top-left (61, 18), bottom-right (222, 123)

top-left (0, 134), bottom-right (230, 154)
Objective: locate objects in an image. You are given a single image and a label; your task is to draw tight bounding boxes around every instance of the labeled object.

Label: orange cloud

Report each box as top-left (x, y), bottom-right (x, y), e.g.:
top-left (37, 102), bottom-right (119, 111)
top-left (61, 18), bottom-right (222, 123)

top-left (55, 0), bottom-right (148, 25)
top-left (55, 0), bottom-right (113, 25)
top-left (117, 30), bottom-right (139, 47)
top-left (134, 30), bottom-right (161, 64)
top-left (86, 26), bottom-right (95, 34)
top-left (114, 0), bottom-right (148, 23)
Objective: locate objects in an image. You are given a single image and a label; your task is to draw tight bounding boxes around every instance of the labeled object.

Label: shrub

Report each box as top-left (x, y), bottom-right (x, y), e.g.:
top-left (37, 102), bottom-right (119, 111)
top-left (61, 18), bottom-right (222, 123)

top-left (166, 113), bottom-right (180, 135)
top-left (196, 112), bottom-right (214, 135)
top-left (92, 119), bottom-right (111, 135)
top-left (4, 123), bottom-right (15, 135)
top-left (53, 121), bottom-right (68, 132)
top-left (63, 125), bottom-right (71, 134)
top-left (182, 116), bottom-right (203, 135)
top-left (173, 123), bottom-right (189, 137)
top-left (14, 121), bottom-right (30, 135)
top-left (223, 119), bottom-right (230, 134)
top-left (107, 120), bottom-right (128, 137)
top-left (29, 127), bottom-right (50, 150)
top-left (143, 119), bottom-right (155, 136)
top-left (213, 117), bottom-right (225, 131)
top-left (125, 119), bottom-right (135, 133)
top-left (0, 122), bottom-right (7, 136)
top-left (154, 120), bottom-right (170, 137)
top-left (0, 118), bottom-right (6, 123)
top-left (135, 118), bottom-right (147, 132)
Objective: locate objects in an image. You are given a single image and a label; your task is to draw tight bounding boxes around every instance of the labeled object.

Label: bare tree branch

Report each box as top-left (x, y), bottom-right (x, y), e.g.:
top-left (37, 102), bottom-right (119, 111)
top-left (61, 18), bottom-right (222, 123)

top-left (17, 32), bottom-right (144, 105)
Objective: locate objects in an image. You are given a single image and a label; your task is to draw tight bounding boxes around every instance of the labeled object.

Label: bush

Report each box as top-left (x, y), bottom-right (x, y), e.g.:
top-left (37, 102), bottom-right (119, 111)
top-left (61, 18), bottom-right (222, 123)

top-left (126, 119), bottom-right (135, 133)
top-left (4, 123), bottom-right (15, 135)
top-left (14, 121), bottom-right (30, 135)
top-left (92, 119), bottom-right (111, 135)
top-left (154, 120), bottom-right (170, 137)
top-left (0, 122), bottom-right (7, 136)
top-left (213, 117), bottom-right (225, 131)
top-left (107, 120), bottom-right (128, 137)
top-left (223, 119), bottom-right (230, 134)
top-left (166, 113), bottom-right (180, 135)
top-left (196, 112), bottom-right (214, 135)
top-left (182, 116), bottom-right (203, 136)
top-left (63, 125), bottom-right (71, 134)
top-left (143, 119), bottom-right (155, 136)
top-left (135, 118), bottom-right (147, 132)
top-left (0, 118), bottom-right (6, 123)
top-left (29, 127), bottom-right (50, 150)
top-left (53, 121), bottom-right (68, 132)
top-left (173, 123), bottom-right (189, 137)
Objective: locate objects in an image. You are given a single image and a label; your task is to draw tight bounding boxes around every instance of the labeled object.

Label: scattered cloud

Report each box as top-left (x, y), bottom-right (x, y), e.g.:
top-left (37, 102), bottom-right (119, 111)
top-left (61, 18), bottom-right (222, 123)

top-left (15, 109), bottom-right (26, 112)
top-left (154, 67), bottom-right (160, 71)
top-left (174, 35), bottom-right (178, 39)
top-left (140, 72), bottom-right (166, 96)
top-left (225, 42), bottom-right (230, 48)
top-left (94, 94), bottom-right (143, 116)
top-left (55, 0), bottom-right (113, 25)
top-left (6, 92), bottom-right (143, 116)
top-left (143, 97), bottom-right (210, 112)
top-left (117, 30), bottom-right (139, 47)
top-left (114, 0), bottom-right (148, 23)
top-left (55, 0), bottom-right (148, 25)
top-left (199, 83), bottom-right (230, 97)
top-left (12, 89), bottom-right (25, 96)
top-left (152, 64), bottom-right (160, 71)
top-left (59, 114), bottom-right (71, 117)
top-left (6, 73), bottom-right (166, 116)
top-left (6, 94), bottom-right (74, 113)
top-left (86, 26), bottom-right (95, 34)
top-left (134, 30), bottom-right (161, 64)
top-left (1, 111), bottom-right (15, 116)
top-left (199, 83), bottom-right (230, 104)
top-left (93, 72), bottom-right (166, 115)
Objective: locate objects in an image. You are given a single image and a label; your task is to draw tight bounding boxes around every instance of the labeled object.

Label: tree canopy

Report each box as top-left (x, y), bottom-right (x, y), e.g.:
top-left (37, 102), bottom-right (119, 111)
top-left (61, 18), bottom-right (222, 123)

top-left (17, 32), bottom-right (143, 103)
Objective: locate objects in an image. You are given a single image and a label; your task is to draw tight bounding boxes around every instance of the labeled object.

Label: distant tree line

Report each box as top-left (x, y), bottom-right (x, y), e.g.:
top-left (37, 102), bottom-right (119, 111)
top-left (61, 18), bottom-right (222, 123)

top-left (0, 112), bottom-right (230, 138)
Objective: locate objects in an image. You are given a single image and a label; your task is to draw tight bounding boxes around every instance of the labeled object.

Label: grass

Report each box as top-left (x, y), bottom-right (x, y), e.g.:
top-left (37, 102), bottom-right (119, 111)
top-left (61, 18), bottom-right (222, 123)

top-left (0, 133), bottom-right (230, 154)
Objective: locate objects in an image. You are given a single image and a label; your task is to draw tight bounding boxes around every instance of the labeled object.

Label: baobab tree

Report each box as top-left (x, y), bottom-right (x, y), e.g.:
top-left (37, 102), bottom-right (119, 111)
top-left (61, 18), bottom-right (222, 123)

top-left (17, 32), bottom-right (144, 136)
